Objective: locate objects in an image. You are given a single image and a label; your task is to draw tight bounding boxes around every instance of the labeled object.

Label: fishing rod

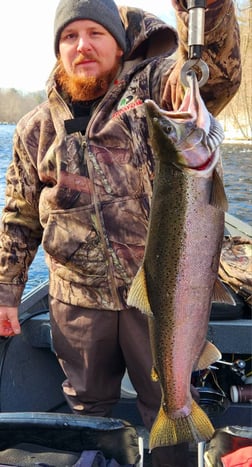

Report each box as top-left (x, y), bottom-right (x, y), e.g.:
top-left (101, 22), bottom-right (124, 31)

top-left (180, 0), bottom-right (209, 87)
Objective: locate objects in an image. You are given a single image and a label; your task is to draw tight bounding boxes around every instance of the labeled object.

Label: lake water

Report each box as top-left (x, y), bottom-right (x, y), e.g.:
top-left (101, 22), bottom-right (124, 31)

top-left (0, 124), bottom-right (251, 295)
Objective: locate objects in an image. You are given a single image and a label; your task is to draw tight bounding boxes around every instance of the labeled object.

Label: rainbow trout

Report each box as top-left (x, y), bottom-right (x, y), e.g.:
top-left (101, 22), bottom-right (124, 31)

top-left (127, 71), bottom-right (230, 449)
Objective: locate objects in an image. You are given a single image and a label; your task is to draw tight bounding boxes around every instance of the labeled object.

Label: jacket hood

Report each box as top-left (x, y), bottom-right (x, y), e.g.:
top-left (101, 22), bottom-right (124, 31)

top-left (119, 6), bottom-right (178, 60)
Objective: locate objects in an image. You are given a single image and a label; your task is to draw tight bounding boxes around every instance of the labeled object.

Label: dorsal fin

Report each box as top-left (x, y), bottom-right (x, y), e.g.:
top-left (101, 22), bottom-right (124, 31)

top-left (127, 266), bottom-right (153, 317)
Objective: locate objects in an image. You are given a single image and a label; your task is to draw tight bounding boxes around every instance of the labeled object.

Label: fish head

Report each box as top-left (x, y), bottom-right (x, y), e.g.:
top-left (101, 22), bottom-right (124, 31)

top-left (145, 70), bottom-right (225, 176)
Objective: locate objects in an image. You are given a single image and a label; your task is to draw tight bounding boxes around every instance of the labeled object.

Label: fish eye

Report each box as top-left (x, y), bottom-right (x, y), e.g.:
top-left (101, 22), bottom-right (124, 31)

top-left (161, 121), bottom-right (173, 134)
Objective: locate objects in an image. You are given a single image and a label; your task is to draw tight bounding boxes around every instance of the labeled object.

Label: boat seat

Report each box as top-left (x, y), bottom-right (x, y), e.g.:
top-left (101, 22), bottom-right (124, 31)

top-left (198, 425), bottom-right (252, 467)
top-left (0, 412), bottom-right (144, 466)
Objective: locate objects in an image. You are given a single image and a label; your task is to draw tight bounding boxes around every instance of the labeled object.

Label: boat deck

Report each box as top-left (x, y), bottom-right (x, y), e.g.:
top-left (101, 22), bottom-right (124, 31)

top-left (0, 212), bottom-right (250, 466)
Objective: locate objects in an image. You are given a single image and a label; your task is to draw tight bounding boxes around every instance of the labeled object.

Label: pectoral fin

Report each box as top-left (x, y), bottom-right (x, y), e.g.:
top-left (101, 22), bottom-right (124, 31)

top-left (210, 169), bottom-right (228, 212)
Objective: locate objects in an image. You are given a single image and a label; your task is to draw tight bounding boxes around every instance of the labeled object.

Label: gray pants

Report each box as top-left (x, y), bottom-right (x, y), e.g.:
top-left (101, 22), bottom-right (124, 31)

top-left (49, 297), bottom-right (161, 431)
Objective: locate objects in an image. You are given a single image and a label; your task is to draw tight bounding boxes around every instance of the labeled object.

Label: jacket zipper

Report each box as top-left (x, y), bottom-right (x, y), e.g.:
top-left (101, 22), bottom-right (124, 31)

top-left (51, 83), bottom-right (126, 308)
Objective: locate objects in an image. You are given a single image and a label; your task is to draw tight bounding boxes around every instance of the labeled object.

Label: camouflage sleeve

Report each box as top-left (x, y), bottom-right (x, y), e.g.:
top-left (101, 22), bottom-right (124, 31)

top-left (0, 129), bottom-right (43, 306)
top-left (161, 0), bottom-right (241, 116)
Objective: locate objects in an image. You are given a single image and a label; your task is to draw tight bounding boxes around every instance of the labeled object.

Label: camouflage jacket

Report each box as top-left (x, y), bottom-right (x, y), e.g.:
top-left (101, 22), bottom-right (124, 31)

top-left (0, 1), bottom-right (241, 310)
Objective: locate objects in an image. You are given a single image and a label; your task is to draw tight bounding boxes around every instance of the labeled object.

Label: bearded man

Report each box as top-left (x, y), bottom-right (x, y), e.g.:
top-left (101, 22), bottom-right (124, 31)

top-left (0, 0), bottom-right (241, 465)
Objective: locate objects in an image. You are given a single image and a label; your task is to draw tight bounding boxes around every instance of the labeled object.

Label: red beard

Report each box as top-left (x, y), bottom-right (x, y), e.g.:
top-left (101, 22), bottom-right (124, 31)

top-left (55, 57), bottom-right (120, 101)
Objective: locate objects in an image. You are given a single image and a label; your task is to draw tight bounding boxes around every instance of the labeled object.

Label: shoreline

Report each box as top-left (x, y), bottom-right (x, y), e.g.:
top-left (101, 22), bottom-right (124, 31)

top-left (223, 139), bottom-right (251, 145)
top-left (1, 122), bottom-right (251, 145)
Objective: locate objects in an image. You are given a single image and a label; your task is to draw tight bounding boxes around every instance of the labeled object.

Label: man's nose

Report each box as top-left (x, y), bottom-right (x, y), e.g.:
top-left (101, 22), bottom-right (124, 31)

top-left (77, 35), bottom-right (91, 53)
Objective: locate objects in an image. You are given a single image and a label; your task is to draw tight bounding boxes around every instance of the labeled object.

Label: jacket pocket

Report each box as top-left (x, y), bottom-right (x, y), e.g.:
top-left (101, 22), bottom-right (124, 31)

top-left (42, 205), bottom-right (107, 284)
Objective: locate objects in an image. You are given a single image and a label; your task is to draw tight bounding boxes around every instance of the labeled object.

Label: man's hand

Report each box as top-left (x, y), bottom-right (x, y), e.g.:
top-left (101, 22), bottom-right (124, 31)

top-left (0, 307), bottom-right (21, 336)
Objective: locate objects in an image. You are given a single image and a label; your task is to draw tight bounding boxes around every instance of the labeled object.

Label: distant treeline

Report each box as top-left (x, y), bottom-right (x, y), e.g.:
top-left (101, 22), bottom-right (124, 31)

top-left (0, 88), bottom-right (46, 124)
top-left (0, 1), bottom-right (251, 139)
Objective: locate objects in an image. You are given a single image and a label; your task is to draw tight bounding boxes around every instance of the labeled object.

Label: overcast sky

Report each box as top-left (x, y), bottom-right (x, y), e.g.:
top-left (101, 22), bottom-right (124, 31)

top-left (0, 0), bottom-right (175, 93)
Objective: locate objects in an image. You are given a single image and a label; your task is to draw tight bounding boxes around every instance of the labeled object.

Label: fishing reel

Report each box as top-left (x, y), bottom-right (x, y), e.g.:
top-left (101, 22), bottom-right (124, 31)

top-left (216, 358), bottom-right (247, 381)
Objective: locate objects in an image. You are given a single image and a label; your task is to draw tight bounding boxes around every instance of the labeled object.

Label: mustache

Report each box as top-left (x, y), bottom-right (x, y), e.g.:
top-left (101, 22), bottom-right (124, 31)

top-left (73, 54), bottom-right (97, 66)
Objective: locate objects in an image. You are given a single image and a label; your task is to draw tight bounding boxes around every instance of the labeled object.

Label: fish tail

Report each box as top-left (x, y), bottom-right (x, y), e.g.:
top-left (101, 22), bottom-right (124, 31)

top-left (149, 400), bottom-right (214, 450)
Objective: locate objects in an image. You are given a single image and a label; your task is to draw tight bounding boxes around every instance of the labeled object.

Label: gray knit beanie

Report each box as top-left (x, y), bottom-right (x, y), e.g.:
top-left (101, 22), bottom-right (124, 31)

top-left (54, 0), bottom-right (126, 55)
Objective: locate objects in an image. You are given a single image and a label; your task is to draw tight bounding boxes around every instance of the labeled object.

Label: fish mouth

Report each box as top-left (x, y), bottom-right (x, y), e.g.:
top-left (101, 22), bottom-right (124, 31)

top-left (145, 71), bottom-right (224, 173)
top-left (146, 70), bottom-right (207, 127)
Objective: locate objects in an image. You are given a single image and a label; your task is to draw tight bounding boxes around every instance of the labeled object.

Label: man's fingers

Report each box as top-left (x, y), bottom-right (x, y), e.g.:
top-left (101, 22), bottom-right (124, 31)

top-left (0, 308), bottom-right (21, 336)
top-left (0, 319), bottom-right (16, 337)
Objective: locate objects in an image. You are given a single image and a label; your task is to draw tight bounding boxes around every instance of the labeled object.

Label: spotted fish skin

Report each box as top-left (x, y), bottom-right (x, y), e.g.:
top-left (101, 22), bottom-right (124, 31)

top-left (127, 71), bottom-right (228, 449)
